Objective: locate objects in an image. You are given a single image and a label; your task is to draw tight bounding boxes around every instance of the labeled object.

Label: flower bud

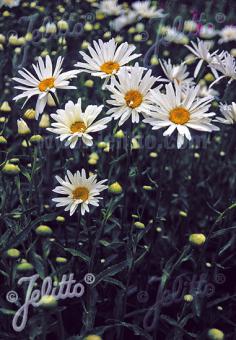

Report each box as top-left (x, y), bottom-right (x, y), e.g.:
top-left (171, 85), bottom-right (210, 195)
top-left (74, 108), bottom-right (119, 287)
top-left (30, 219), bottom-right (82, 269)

top-left (29, 135), bottom-right (43, 144)
top-left (56, 216), bottom-right (65, 223)
top-left (114, 130), bottom-right (124, 138)
top-left (88, 158), bottom-right (97, 165)
top-left (17, 260), bottom-right (34, 273)
top-left (134, 221), bottom-right (145, 229)
top-left (35, 225), bottom-right (53, 237)
top-left (96, 11), bottom-right (105, 20)
top-left (84, 335), bottom-right (102, 340)
top-left (143, 185), bottom-right (153, 191)
top-left (183, 294), bottom-right (193, 302)
top-left (84, 79), bottom-right (94, 88)
top-left (204, 73), bottom-right (214, 82)
top-left (97, 141), bottom-right (107, 149)
top-left (6, 248), bottom-right (21, 259)
top-left (17, 119), bottom-right (31, 135)
top-left (207, 328), bottom-right (224, 340)
top-left (84, 22), bottom-right (93, 31)
top-left (0, 34), bottom-right (6, 44)
top-left (0, 136), bottom-right (7, 144)
top-left (57, 20), bottom-right (69, 31)
top-left (55, 257), bottom-right (67, 264)
top-left (0, 101), bottom-right (11, 112)
top-left (23, 108), bottom-right (36, 120)
top-left (108, 182), bottom-right (122, 194)
top-left (150, 55), bottom-right (159, 65)
top-left (39, 295), bottom-right (58, 309)
top-left (189, 233), bottom-right (206, 246)
top-left (25, 32), bottom-right (33, 41)
top-left (46, 23), bottom-right (57, 34)
top-left (179, 210), bottom-right (187, 217)
top-left (2, 163), bottom-right (20, 175)
top-left (39, 114), bottom-right (50, 128)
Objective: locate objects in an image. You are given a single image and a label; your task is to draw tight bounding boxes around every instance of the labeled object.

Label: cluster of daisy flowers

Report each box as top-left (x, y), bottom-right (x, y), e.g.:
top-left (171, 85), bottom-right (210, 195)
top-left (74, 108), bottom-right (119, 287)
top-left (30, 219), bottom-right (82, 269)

top-left (12, 34), bottom-right (236, 216)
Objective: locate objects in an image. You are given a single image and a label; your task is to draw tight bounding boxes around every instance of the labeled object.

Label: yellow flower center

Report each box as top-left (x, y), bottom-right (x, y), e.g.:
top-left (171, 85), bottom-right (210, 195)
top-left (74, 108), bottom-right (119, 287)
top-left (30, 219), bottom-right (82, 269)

top-left (125, 90), bottom-right (143, 109)
top-left (100, 61), bottom-right (120, 74)
top-left (72, 187), bottom-right (89, 201)
top-left (70, 121), bottom-right (86, 133)
top-left (169, 107), bottom-right (190, 125)
top-left (38, 77), bottom-right (55, 92)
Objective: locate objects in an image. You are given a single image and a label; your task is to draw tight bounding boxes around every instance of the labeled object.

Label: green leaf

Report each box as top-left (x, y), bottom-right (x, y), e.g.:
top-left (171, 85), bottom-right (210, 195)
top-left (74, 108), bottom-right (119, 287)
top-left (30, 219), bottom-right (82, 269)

top-left (92, 260), bottom-right (128, 287)
top-left (29, 251), bottom-right (45, 279)
top-left (64, 248), bottom-right (90, 263)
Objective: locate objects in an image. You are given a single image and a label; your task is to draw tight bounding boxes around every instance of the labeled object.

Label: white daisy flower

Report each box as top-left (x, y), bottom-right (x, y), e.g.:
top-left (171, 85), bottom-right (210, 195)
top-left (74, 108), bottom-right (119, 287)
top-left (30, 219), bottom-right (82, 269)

top-left (132, 1), bottom-right (166, 19)
top-left (199, 25), bottom-right (218, 39)
top-left (13, 55), bottom-right (79, 119)
top-left (197, 85), bottom-right (219, 98)
top-left (209, 51), bottom-right (236, 87)
top-left (185, 39), bottom-right (218, 77)
top-left (219, 26), bottom-right (236, 44)
top-left (75, 38), bottom-right (141, 79)
top-left (183, 20), bottom-right (198, 33)
top-left (216, 102), bottom-right (236, 124)
top-left (48, 99), bottom-right (111, 148)
top-left (159, 59), bottom-right (194, 87)
top-left (97, 0), bottom-right (123, 16)
top-left (0, 0), bottom-right (21, 8)
top-left (164, 28), bottom-right (188, 45)
top-left (112, 11), bottom-right (137, 31)
top-left (52, 169), bottom-right (108, 216)
top-left (144, 82), bottom-right (219, 148)
top-left (106, 63), bottom-right (160, 126)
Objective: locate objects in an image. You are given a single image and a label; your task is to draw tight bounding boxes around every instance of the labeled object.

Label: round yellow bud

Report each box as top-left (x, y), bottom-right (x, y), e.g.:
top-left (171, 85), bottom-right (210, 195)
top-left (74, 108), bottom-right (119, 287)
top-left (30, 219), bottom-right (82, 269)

top-left (6, 248), bottom-right (21, 259)
top-left (108, 182), bottom-right (122, 194)
top-left (25, 32), bottom-right (33, 41)
top-left (0, 136), bottom-right (7, 144)
top-left (189, 233), bottom-right (206, 246)
top-left (81, 40), bottom-right (90, 49)
top-left (17, 261), bottom-right (34, 272)
top-left (0, 101), bottom-right (11, 112)
top-left (150, 55), bottom-right (159, 65)
top-left (97, 141), bottom-right (107, 149)
top-left (23, 108), bottom-right (36, 120)
top-left (149, 152), bottom-right (158, 158)
top-left (183, 294), bottom-right (193, 302)
top-left (204, 73), bottom-right (215, 82)
top-left (134, 34), bottom-right (143, 42)
top-left (84, 79), bottom-right (94, 88)
top-left (35, 225), bottom-right (53, 237)
top-left (114, 130), bottom-right (125, 138)
top-left (2, 163), bottom-right (20, 175)
top-left (3, 11), bottom-right (10, 17)
top-left (128, 27), bottom-right (136, 34)
top-left (96, 11), bottom-right (105, 20)
top-left (84, 22), bottom-right (93, 31)
top-left (56, 216), bottom-right (65, 223)
top-left (55, 257), bottom-right (68, 264)
top-left (57, 20), bottom-right (69, 31)
top-left (39, 295), bottom-right (58, 309)
top-left (29, 135), bottom-right (43, 144)
top-left (0, 34), bottom-right (6, 44)
top-left (17, 119), bottom-right (31, 135)
top-left (88, 158), bottom-right (97, 165)
top-left (103, 32), bottom-right (111, 39)
top-left (39, 114), bottom-right (50, 128)
top-left (84, 335), bottom-right (102, 340)
top-left (134, 221), bottom-right (145, 229)
top-left (143, 185), bottom-right (153, 191)
top-left (207, 328), bottom-right (224, 340)
top-left (179, 210), bottom-right (187, 217)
